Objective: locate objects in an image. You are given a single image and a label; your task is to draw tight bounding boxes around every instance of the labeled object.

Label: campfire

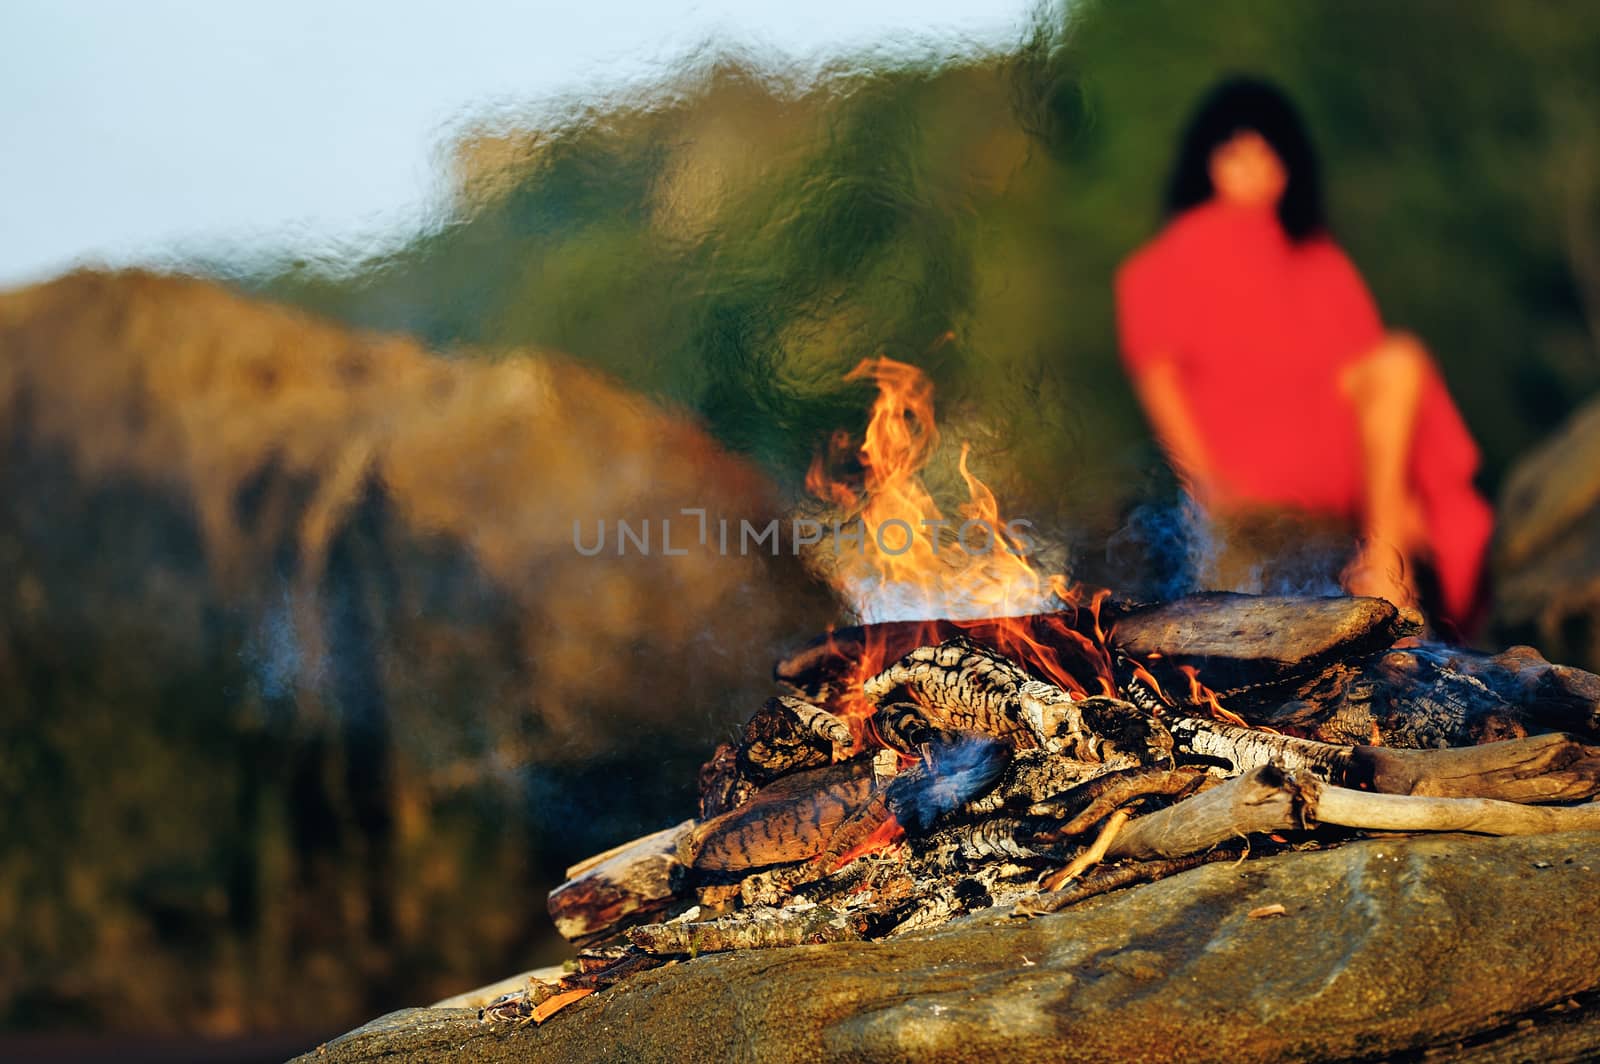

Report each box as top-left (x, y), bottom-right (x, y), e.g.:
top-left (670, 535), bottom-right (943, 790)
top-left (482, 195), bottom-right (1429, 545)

top-left (488, 359), bottom-right (1600, 1028)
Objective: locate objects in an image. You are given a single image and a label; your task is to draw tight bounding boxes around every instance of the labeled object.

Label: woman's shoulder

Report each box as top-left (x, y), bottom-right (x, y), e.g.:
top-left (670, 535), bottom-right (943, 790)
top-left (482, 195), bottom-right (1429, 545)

top-left (1121, 202), bottom-right (1274, 276)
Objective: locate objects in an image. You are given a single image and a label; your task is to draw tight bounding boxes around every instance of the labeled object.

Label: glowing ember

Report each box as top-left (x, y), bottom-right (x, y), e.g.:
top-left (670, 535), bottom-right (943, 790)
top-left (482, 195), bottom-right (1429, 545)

top-left (825, 815), bottom-right (905, 872)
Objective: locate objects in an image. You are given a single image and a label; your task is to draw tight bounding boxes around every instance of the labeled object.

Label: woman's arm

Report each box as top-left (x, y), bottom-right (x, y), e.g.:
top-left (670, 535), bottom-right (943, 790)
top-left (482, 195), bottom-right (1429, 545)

top-left (1131, 357), bottom-right (1226, 507)
top-left (1339, 332), bottom-right (1430, 608)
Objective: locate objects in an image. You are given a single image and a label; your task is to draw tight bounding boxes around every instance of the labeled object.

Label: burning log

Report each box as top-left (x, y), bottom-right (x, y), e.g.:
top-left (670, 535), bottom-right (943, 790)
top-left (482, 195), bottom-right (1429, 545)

top-left (861, 637), bottom-right (1085, 753)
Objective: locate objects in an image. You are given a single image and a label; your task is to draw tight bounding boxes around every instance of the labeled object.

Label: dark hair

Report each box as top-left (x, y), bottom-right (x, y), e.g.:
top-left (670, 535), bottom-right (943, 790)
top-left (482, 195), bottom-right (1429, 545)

top-left (1164, 77), bottom-right (1325, 242)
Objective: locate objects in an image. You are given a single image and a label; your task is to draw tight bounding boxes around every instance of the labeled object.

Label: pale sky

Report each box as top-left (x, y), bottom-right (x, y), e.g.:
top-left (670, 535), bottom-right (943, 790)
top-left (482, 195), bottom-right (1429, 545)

top-left (0, 0), bottom-right (1036, 287)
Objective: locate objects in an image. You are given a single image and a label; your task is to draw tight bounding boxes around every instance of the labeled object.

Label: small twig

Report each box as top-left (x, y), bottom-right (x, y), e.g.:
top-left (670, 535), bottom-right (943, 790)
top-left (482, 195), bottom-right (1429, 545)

top-left (1015, 848), bottom-right (1235, 915)
top-left (529, 987), bottom-right (594, 1025)
top-left (1041, 807), bottom-right (1131, 891)
top-left (1038, 767), bottom-right (1207, 839)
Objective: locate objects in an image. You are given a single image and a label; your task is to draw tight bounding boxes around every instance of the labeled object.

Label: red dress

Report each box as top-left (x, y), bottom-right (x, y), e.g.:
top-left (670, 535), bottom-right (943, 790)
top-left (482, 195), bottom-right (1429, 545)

top-left (1116, 201), bottom-right (1491, 627)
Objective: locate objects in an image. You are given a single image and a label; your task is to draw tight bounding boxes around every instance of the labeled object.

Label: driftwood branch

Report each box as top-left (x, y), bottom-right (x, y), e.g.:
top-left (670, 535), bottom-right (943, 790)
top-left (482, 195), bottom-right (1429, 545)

top-left (1349, 732), bottom-right (1600, 802)
top-left (1107, 764), bottom-right (1600, 863)
top-left (1107, 766), bottom-right (1310, 860)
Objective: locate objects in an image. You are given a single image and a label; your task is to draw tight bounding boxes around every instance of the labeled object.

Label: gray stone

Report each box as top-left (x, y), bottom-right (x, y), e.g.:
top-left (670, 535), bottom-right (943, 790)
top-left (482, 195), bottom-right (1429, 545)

top-left (1494, 395), bottom-right (1600, 672)
top-left (292, 831), bottom-right (1600, 1063)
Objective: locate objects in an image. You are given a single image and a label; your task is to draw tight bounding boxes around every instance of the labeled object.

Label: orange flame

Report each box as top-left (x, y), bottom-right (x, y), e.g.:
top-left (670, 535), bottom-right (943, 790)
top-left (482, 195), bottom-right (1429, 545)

top-left (813, 357), bottom-right (1051, 625)
top-left (1176, 664), bottom-right (1257, 730)
top-left (805, 357), bottom-right (1257, 752)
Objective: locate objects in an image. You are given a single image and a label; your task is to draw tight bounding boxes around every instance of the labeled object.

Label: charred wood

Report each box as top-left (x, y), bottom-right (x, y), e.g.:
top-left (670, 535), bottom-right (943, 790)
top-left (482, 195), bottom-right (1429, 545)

top-left (697, 697), bottom-right (852, 818)
top-left (547, 819), bottom-right (694, 943)
top-left (1110, 593), bottom-right (1413, 706)
top-left (1166, 715), bottom-right (1354, 780)
top-left (884, 867), bottom-right (1008, 937)
top-left (863, 638), bottom-right (1057, 749)
top-left (696, 742), bottom-right (756, 820)
top-left (916, 817), bottom-right (1057, 872)
top-left (958, 747), bottom-right (1107, 817)
top-left (863, 638), bottom-right (1092, 755)
top-left (739, 696), bottom-right (851, 779)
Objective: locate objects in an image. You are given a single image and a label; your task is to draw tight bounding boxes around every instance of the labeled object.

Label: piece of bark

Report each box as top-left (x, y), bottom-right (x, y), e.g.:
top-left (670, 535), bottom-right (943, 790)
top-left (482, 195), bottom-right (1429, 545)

top-left (627, 903), bottom-right (863, 956)
top-left (1348, 733), bottom-right (1600, 802)
top-left (1110, 593), bottom-right (1412, 705)
top-left (548, 820), bottom-right (695, 942)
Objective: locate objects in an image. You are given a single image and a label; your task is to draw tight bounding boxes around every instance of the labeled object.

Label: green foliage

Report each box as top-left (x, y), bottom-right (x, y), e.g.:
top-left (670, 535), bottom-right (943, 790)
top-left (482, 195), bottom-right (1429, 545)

top-left (248, 0), bottom-right (1600, 537)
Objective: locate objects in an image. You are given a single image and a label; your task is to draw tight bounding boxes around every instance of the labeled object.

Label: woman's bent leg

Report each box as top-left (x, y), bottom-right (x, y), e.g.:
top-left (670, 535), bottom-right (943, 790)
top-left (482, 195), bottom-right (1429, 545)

top-left (1340, 332), bottom-right (1430, 608)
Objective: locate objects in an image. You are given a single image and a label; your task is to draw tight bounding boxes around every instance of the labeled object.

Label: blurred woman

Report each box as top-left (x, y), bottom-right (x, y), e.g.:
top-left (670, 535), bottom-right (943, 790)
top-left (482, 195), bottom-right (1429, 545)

top-left (1116, 76), bottom-right (1492, 632)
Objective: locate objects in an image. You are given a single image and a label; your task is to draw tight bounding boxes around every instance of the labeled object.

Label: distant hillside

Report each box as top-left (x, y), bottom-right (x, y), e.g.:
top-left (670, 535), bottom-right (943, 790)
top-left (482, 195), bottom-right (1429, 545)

top-left (0, 270), bottom-right (832, 1033)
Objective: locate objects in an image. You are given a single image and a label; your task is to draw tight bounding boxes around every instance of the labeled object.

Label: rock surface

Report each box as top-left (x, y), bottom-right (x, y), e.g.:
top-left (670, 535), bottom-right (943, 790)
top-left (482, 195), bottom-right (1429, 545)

top-left (1495, 395), bottom-right (1600, 672)
top-left (296, 831), bottom-right (1600, 1063)
top-left (0, 270), bottom-right (834, 1031)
